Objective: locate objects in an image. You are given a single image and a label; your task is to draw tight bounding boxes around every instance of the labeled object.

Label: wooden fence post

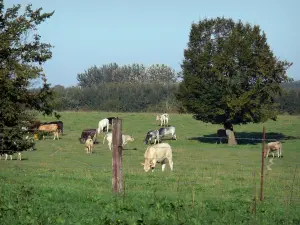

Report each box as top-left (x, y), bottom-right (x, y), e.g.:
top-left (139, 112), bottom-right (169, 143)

top-left (260, 126), bottom-right (266, 201)
top-left (112, 118), bottom-right (123, 193)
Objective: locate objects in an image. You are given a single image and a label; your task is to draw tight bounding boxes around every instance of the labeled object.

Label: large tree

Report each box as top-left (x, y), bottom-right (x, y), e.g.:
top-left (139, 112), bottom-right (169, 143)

top-left (177, 17), bottom-right (292, 127)
top-left (0, 1), bottom-right (55, 153)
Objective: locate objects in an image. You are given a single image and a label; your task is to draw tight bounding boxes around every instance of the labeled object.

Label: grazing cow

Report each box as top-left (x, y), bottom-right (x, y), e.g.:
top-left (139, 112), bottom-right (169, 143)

top-left (97, 118), bottom-right (109, 134)
top-left (79, 129), bottom-right (97, 144)
top-left (38, 124), bottom-right (59, 140)
top-left (264, 141), bottom-right (282, 158)
top-left (103, 132), bottom-right (134, 151)
top-left (144, 130), bottom-right (160, 145)
top-left (156, 113), bottom-right (169, 126)
top-left (158, 126), bottom-right (177, 140)
top-left (28, 120), bottom-right (64, 135)
top-left (141, 143), bottom-right (173, 172)
top-left (41, 121), bottom-right (64, 135)
top-left (85, 136), bottom-right (94, 154)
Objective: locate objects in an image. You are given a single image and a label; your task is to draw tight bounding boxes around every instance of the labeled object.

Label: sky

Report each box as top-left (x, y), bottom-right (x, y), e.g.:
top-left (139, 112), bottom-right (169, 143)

top-left (5, 0), bottom-right (300, 87)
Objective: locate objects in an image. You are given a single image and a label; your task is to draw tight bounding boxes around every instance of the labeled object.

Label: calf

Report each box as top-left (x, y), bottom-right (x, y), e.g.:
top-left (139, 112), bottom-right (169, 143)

top-left (264, 141), bottom-right (282, 158)
top-left (85, 136), bottom-right (94, 154)
top-left (156, 113), bottom-right (169, 126)
top-left (79, 129), bottom-right (97, 144)
top-left (144, 130), bottom-right (160, 145)
top-left (103, 132), bottom-right (134, 151)
top-left (159, 126), bottom-right (177, 140)
top-left (141, 143), bottom-right (173, 172)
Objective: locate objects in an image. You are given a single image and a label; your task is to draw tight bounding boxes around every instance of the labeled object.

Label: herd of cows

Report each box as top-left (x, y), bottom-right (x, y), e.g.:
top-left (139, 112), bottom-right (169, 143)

top-left (1, 114), bottom-right (283, 171)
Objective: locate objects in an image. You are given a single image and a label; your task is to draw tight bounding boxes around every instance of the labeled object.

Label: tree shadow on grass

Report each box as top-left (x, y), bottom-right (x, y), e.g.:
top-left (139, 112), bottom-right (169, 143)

top-left (188, 132), bottom-right (299, 145)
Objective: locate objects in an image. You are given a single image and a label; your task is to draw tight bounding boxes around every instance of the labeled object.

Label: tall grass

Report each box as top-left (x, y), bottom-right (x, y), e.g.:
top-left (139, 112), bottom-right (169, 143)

top-left (1, 112), bottom-right (299, 224)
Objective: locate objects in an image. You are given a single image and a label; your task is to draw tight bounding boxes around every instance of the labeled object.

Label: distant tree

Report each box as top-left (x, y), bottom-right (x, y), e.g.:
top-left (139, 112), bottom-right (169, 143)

top-left (77, 63), bottom-right (179, 87)
top-left (177, 17), bottom-right (292, 128)
top-left (146, 64), bottom-right (178, 84)
top-left (0, 1), bottom-right (55, 153)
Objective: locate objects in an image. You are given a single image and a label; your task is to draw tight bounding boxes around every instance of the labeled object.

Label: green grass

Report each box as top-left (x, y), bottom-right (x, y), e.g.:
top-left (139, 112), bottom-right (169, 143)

top-left (1, 112), bottom-right (300, 224)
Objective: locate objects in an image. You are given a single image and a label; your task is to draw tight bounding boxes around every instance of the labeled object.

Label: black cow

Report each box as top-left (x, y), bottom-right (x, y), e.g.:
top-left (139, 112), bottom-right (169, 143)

top-left (216, 129), bottom-right (228, 144)
top-left (79, 129), bottom-right (97, 144)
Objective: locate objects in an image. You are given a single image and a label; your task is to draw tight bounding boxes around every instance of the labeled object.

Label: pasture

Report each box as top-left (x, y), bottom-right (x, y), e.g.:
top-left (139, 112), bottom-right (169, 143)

top-left (1, 112), bottom-right (300, 224)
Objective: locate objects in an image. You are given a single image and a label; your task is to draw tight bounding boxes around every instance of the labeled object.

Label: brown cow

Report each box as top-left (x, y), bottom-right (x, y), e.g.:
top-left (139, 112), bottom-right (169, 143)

top-left (264, 141), bottom-right (282, 158)
top-left (38, 124), bottom-right (59, 140)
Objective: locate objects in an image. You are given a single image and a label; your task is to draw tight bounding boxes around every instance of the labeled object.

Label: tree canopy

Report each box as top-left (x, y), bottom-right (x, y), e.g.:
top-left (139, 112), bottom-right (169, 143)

top-left (177, 17), bottom-right (293, 125)
top-left (0, 1), bottom-right (55, 153)
top-left (77, 63), bottom-right (179, 87)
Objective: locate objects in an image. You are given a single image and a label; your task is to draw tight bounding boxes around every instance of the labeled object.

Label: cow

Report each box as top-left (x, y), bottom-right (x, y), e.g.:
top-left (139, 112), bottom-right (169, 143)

top-left (141, 143), bottom-right (173, 172)
top-left (144, 130), bottom-right (160, 145)
top-left (103, 132), bottom-right (134, 151)
top-left (0, 151), bottom-right (22, 160)
top-left (85, 136), bottom-right (94, 154)
top-left (38, 124), bottom-right (59, 140)
top-left (40, 121), bottom-right (64, 135)
top-left (79, 129), bottom-right (97, 144)
top-left (264, 141), bottom-right (282, 158)
top-left (216, 129), bottom-right (228, 144)
top-left (158, 126), bottom-right (177, 140)
top-left (156, 113), bottom-right (169, 126)
top-left (27, 120), bottom-right (64, 135)
top-left (97, 118), bottom-right (109, 134)
top-left (107, 117), bottom-right (117, 126)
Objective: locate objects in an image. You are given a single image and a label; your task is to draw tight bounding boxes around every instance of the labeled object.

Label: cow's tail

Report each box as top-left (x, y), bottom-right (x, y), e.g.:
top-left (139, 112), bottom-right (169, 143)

top-left (103, 134), bottom-right (107, 144)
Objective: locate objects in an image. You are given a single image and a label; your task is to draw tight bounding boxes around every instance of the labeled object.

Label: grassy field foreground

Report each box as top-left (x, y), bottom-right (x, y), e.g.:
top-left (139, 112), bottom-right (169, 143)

top-left (1, 112), bottom-right (300, 224)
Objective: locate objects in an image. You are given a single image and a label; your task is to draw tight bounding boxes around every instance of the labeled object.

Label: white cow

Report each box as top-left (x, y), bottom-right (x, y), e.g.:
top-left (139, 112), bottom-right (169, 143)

top-left (141, 143), bottom-right (173, 172)
top-left (103, 132), bottom-right (134, 151)
top-left (264, 141), bottom-right (282, 158)
top-left (156, 113), bottom-right (169, 126)
top-left (97, 118), bottom-right (109, 134)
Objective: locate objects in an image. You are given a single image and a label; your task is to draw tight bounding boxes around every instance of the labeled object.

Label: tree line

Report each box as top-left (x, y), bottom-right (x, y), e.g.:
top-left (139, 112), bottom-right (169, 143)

top-left (49, 62), bottom-right (299, 114)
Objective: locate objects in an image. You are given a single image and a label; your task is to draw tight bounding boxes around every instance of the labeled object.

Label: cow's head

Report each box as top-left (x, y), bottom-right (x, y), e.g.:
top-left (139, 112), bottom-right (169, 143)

top-left (141, 161), bottom-right (151, 172)
top-left (144, 133), bottom-right (152, 144)
top-left (156, 115), bottom-right (160, 121)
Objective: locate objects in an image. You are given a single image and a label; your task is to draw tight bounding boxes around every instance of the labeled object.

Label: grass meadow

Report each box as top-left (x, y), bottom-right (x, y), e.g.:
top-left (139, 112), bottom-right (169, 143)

top-left (1, 111), bottom-right (300, 225)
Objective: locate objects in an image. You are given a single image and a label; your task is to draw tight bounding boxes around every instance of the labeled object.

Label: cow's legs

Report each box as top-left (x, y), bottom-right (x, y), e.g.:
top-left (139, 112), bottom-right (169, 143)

top-left (18, 152), bottom-right (22, 160)
top-left (173, 133), bottom-right (177, 140)
top-left (161, 160), bottom-right (166, 171)
top-left (169, 159), bottom-right (173, 171)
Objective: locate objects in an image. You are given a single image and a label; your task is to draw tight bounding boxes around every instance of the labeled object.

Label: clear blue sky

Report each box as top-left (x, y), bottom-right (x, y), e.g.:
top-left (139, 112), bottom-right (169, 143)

top-left (6, 0), bottom-right (300, 87)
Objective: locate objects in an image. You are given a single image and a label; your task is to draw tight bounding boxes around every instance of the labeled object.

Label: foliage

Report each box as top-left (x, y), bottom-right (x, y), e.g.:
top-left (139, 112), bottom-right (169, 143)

top-left (177, 17), bottom-right (293, 125)
top-left (51, 83), bottom-right (180, 112)
top-left (77, 63), bottom-right (179, 87)
top-left (0, 1), bottom-right (55, 153)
